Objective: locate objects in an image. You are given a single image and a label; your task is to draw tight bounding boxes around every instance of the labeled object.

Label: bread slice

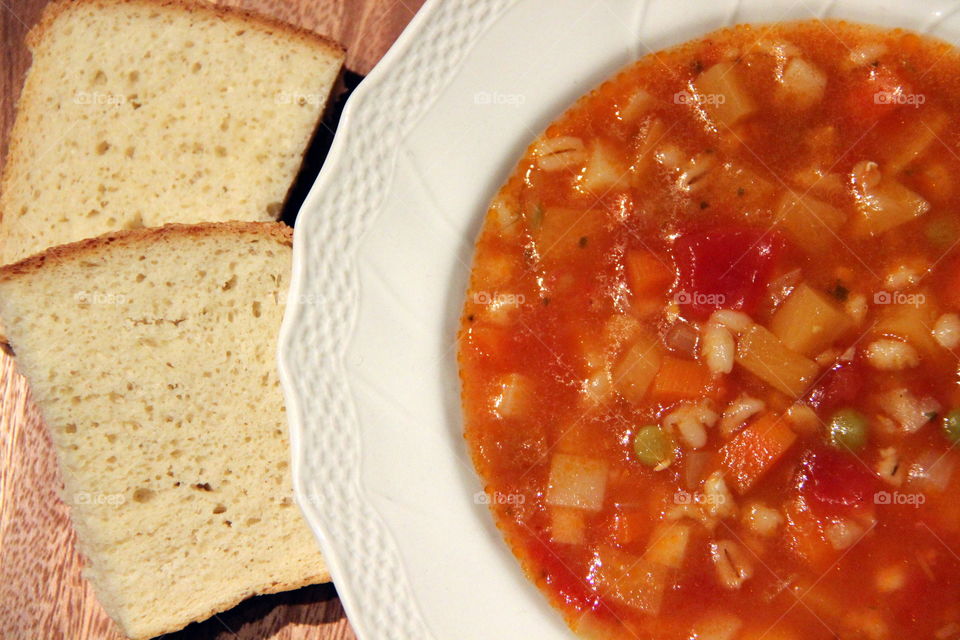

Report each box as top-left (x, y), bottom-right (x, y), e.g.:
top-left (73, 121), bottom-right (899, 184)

top-left (0, 222), bottom-right (328, 639)
top-left (0, 0), bottom-right (344, 265)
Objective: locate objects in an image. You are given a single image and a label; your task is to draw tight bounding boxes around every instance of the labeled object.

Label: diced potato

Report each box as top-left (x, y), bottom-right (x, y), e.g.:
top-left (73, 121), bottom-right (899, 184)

top-left (550, 507), bottom-right (586, 544)
top-left (851, 161), bottom-right (930, 236)
top-left (582, 368), bottom-right (613, 405)
top-left (774, 191), bottom-right (846, 253)
top-left (490, 373), bottom-right (532, 419)
top-left (917, 161), bottom-right (953, 202)
top-left (878, 388), bottom-right (939, 433)
top-left (876, 302), bottom-right (941, 357)
top-left (770, 283), bottom-right (852, 356)
top-left (792, 165), bottom-right (846, 199)
top-left (536, 207), bottom-right (601, 260)
top-left (693, 61), bottom-right (756, 127)
top-left (693, 160), bottom-right (775, 208)
top-left (778, 58), bottom-right (827, 110)
top-left (645, 521), bottom-right (692, 569)
top-left (613, 332), bottom-right (663, 404)
top-left (885, 108), bottom-right (948, 173)
top-left (907, 448), bottom-right (956, 491)
top-left (736, 324), bottom-right (819, 398)
top-left (619, 88), bottom-right (655, 122)
top-left (601, 313), bottom-right (642, 356)
top-left (593, 545), bottom-right (670, 614)
top-left (579, 142), bottom-right (629, 194)
top-left (481, 290), bottom-right (527, 327)
top-left (847, 42), bottom-right (887, 67)
top-left (546, 454), bottom-right (608, 511)
top-left (632, 118), bottom-right (667, 179)
top-left (785, 403), bottom-right (819, 436)
top-left (825, 518), bottom-right (865, 550)
top-left (689, 612), bottom-right (744, 640)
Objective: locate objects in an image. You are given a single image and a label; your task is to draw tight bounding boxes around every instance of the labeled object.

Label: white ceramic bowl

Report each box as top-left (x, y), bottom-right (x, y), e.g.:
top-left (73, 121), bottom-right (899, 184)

top-left (277, 1), bottom-right (960, 637)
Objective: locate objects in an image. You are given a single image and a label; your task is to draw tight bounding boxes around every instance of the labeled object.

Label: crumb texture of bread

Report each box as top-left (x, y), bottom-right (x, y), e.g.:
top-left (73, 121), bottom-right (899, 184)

top-left (0, 0), bottom-right (344, 265)
top-left (0, 222), bottom-right (328, 640)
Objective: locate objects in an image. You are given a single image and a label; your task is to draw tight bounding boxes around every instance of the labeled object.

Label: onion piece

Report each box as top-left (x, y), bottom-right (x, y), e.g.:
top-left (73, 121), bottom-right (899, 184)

top-left (664, 320), bottom-right (700, 358)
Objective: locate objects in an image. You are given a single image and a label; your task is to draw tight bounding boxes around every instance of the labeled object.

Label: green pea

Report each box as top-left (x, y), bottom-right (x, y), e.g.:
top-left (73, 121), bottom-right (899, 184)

top-left (634, 425), bottom-right (673, 469)
top-left (827, 408), bottom-right (869, 451)
top-left (943, 409), bottom-right (960, 443)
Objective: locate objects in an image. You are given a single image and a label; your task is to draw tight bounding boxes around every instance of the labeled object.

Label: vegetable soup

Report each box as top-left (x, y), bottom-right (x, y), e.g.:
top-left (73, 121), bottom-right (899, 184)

top-left (459, 20), bottom-right (960, 640)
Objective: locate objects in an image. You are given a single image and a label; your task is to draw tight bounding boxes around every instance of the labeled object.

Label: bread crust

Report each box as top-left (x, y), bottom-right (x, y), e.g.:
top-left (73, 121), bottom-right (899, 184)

top-left (0, 221), bottom-right (294, 282)
top-left (0, 0), bottom-right (344, 232)
top-left (26, 0), bottom-right (346, 58)
top-left (127, 567), bottom-right (330, 640)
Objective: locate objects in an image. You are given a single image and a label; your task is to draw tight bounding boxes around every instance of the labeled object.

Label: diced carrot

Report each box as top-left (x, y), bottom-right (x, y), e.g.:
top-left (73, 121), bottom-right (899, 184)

top-left (625, 250), bottom-right (673, 300)
top-left (651, 356), bottom-right (714, 401)
top-left (719, 414), bottom-right (797, 494)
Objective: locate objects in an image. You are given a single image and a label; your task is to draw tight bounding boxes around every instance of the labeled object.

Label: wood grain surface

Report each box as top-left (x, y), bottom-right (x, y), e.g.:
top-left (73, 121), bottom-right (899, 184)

top-left (0, 1), bottom-right (424, 638)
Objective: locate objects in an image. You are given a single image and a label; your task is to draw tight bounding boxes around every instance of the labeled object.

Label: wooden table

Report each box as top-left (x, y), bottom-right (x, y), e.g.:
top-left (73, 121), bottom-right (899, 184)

top-left (0, 1), bottom-right (424, 638)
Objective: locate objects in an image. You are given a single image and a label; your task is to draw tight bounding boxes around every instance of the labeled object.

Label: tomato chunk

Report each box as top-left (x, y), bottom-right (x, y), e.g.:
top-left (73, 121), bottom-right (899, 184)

top-left (806, 362), bottom-right (864, 412)
top-left (674, 228), bottom-right (781, 319)
top-left (795, 448), bottom-right (878, 513)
